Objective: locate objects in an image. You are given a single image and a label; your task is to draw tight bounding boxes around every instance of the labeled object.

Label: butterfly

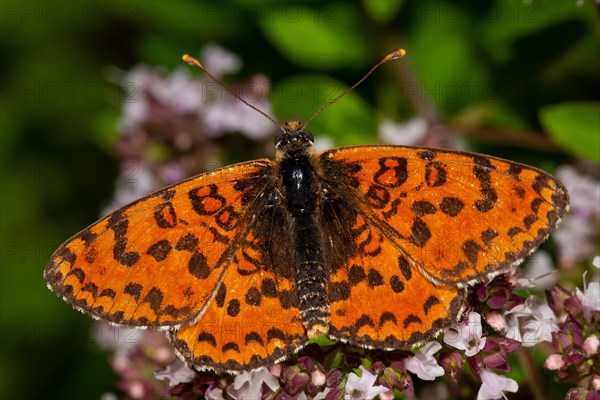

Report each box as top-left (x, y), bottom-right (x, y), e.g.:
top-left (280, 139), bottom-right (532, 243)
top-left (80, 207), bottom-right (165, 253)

top-left (44, 49), bottom-right (569, 373)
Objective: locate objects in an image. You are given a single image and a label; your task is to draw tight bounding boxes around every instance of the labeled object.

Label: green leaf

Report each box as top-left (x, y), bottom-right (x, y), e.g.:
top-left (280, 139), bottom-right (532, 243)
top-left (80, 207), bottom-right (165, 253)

top-left (273, 75), bottom-right (376, 146)
top-left (362, 0), bottom-right (404, 24)
top-left (323, 344), bottom-right (345, 370)
top-left (539, 101), bottom-right (600, 162)
top-left (406, 2), bottom-right (488, 112)
top-left (478, 0), bottom-right (596, 63)
top-left (308, 334), bottom-right (337, 346)
top-left (258, 4), bottom-right (369, 69)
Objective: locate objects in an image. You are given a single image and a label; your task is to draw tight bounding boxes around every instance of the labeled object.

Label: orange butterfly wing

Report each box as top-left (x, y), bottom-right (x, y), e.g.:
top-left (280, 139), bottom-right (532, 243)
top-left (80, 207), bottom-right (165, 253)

top-left (170, 229), bottom-right (307, 372)
top-left (45, 160), bottom-right (273, 328)
top-left (325, 212), bottom-right (466, 348)
top-left (321, 146), bottom-right (569, 286)
top-left (319, 145), bottom-right (568, 347)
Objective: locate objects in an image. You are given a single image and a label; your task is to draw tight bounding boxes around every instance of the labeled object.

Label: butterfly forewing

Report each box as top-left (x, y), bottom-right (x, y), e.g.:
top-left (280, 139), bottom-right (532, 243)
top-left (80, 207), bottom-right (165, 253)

top-left (45, 159), bottom-right (273, 328)
top-left (320, 145), bottom-right (569, 287)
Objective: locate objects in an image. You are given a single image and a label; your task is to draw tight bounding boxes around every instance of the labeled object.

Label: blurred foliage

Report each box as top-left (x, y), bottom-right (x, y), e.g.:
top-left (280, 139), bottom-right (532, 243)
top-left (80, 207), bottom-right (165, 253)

top-left (540, 101), bottom-right (600, 162)
top-left (1, 1), bottom-right (598, 399)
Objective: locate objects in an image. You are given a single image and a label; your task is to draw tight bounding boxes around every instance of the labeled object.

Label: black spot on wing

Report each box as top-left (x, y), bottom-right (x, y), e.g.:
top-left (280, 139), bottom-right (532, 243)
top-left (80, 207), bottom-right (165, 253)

top-left (245, 287), bottom-right (262, 306)
top-left (390, 276), bottom-right (405, 293)
top-left (348, 265), bottom-right (366, 284)
top-left (439, 197), bottom-right (464, 217)
top-left (403, 314), bottom-right (422, 328)
top-left (175, 234), bottom-right (198, 251)
top-left (154, 202), bottom-right (177, 228)
top-left (481, 228), bottom-right (499, 247)
top-left (227, 299), bottom-right (240, 317)
top-left (222, 342), bottom-right (240, 353)
top-left (473, 156), bottom-right (498, 213)
top-left (124, 282), bottom-right (142, 301)
top-left (524, 214), bottom-right (537, 229)
top-left (410, 218), bottom-right (431, 247)
top-left (245, 331), bottom-right (265, 346)
top-left (188, 252), bottom-right (210, 279)
top-left (329, 281), bottom-right (351, 302)
top-left (354, 315), bottom-right (375, 331)
top-left (367, 269), bottom-right (384, 288)
top-left (508, 227), bottom-right (524, 238)
top-left (531, 198), bottom-right (542, 214)
top-left (67, 268), bottom-right (85, 283)
top-left (267, 328), bottom-right (286, 342)
top-left (81, 282), bottom-right (98, 297)
top-left (398, 255), bottom-right (412, 281)
top-left (423, 296), bottom-right (441, 315)
top-left (100, 288), bottom-right (116, 299)
top-left (417, 150), bottom-right (435, 160)
top-left (379, 312), bottom-right (398, 327)
top-left (197, 332), bottom-right (217, 347)
top-left (146, 240), bottom-right (172, 262)
top-left (215, 283), bottom-right (226, 308)
top-left (143, 287), bottom-right (163, 314)
top-left (412, 200), bottom-right (437, 216)
top-left (463, 240), bottom-right (484, 266)
top-left (261, 278), bottom-right (277, 298)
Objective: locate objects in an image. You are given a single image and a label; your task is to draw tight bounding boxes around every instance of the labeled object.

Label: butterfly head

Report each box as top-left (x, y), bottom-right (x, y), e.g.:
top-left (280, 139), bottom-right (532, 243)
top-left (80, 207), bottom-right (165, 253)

top-left (275, 121), bottom-right (314, 156)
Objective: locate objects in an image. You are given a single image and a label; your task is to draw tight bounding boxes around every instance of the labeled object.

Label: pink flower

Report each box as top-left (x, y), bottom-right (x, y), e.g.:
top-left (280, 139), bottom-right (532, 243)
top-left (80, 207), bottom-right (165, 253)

top-left (378, 117), bottom-right (427, 146)
top-left (101, 162), bottom-right (157, 215)
top-left (201, 88), bottom-right (274, 139)
top-left (202, 43), bottom-right (242, 78)
top-left (311, 369), bottom-right (326, 386)
top-left (404, 341), bottom-right (445, 380)
top-left (583, 335), bottom-right (600, 356)
top-left (118, 66), bottom-right (204, 131)
top-left (504, 295), bottom-right (558, 347)
top-left (575, 281), bottom-right (600, 320)
top-left (269, 363), bottom-right (283, 378)
top-left (205, 387), bottom-right (225, 400)
top-left (92, 321), bottom-right (144, 356)
top-left (514, 250), bottom-right (557, 290)
top-left (544, 354), bottom-right (566, 370)
top-left (477, 369), bottom-right (518, 400)
top-left (444, 312), bottom-right (486, 356)
top-left (154, 358), bottom-right (197, 387)
top-left (554, 166), bottom-right (600, 265)
top-left (485, 311), bottom-right (506, 333)
top-left (226, 367), bottom-right (279, 399)
top-left (344, 366), bottom-right (390, 400)
top-left (313, 387), bottom-right (333, 400)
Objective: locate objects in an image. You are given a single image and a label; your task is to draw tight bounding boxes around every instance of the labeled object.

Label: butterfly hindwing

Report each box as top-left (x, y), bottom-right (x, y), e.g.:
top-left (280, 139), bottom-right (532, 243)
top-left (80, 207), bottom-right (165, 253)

top-left (44, 159), bottom-right (273, 327)
top-left (169, 228), bottom-right (307, 372)
top-left (320, 145), bottom-right (569, 287)
top-left (326, 212), bottom-right (466, 348)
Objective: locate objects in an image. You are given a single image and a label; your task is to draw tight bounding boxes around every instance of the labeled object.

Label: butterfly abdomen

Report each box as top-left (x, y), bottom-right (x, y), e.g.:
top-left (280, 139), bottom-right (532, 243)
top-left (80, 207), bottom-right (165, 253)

top-left (279, 147), bottom-right (330, 337)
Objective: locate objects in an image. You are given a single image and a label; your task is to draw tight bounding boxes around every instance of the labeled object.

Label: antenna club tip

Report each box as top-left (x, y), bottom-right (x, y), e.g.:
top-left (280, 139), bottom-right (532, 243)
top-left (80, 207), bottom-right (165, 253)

top-left (182, 54), bottom-right (203, 67)
top-left (384, 48), bottom-right (407, 62)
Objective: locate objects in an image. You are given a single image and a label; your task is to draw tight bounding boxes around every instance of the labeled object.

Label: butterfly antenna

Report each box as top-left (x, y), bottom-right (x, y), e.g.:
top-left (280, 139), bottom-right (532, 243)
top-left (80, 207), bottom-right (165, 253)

top-left (182, 54), bottom-right (280, 127)
top-left (301, 48), bottom-right (407, 130)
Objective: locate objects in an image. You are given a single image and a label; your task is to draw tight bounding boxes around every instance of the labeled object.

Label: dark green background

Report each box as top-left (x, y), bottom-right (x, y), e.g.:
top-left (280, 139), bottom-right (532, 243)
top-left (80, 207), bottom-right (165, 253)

top-left (1, 1), bottom-right (598, 399)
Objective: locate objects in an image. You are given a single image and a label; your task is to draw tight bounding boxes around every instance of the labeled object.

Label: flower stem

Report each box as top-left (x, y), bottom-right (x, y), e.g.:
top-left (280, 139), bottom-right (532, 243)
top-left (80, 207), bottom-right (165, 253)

top-left (515, 347), bottom-right (547, 400)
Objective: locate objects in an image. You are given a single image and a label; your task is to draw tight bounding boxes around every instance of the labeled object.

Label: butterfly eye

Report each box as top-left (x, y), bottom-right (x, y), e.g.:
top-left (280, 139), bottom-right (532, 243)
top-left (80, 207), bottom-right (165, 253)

top-left (302, 129), bottom-right (314, 144)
